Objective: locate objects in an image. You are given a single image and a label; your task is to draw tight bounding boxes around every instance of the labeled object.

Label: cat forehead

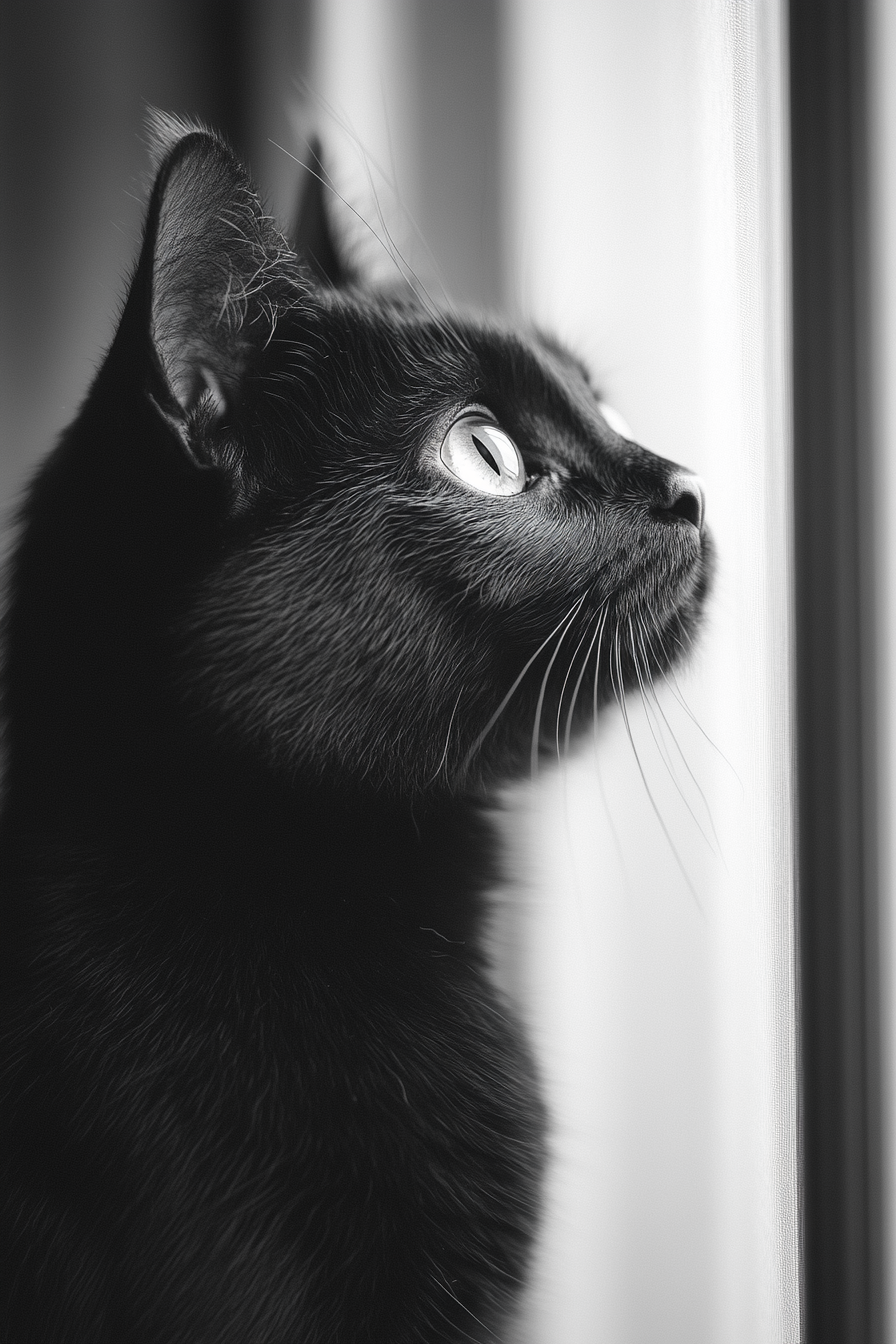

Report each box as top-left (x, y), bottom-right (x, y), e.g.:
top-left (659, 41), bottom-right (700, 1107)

top-left (280, 287), bottom-right (597, 415)
top-left (530, 331), bottom-right (595, 387)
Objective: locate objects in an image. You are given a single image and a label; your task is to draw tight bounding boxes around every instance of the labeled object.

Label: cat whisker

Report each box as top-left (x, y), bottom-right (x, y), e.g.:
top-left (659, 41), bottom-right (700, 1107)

top-left (290, 105), bottom-right (480, 365)
top-left (553, 614), bottom-right (598, 762)
top-left (429, 1269), bottom-right (499, 1341)
top-left (666, 672), bottom-right (743, 794)
top-left (349, 137), bottom-right (454, 332)
top-left (530, 594), bottom-right (588, 780)
top-left (425, 1295), bottom-right (490, 1344)
top-left (627, 615), bottom-right (689, 785)
top-left (459, 594), bottom-right (586, 779)
top-left (426, 685), bottom-right (465, 786)
top-left (591, 612), bottom-right (630, 890)
top-left (562, 601), bottom-right (609, 761)
top-left (262, 303), bottom-right (281, 350)
top-left (593, 609), bottom-right (608, 750)
top-left (633, 615), bottom-right (724, 856)
top-left (638, 621), bottom-right (744, 794)
top-left (628, 617), bottom-right (720, 858)
top-left (351, 147), bottom-right (445, 326)
top-left (553, 600), bottom-right (610, 904)
top-left (614, 620), bottom-right (703, 909)
top-left (290, 87), bottom-right (429, 274)
top-left (380, 146), bottom-right (477, 358)
top-left (290, 85), bottom-right (476, 351)
top-left (269, 138), bottom-right (443, 324)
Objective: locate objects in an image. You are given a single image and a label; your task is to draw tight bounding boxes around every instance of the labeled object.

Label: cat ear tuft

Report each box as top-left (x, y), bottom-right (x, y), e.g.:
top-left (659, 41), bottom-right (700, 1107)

top-left (135, 116), bottom-right (303, 431)
top-left (292, 138), bottom-right (352, 288)
top-left (145, 108), bottom-right (218, 173)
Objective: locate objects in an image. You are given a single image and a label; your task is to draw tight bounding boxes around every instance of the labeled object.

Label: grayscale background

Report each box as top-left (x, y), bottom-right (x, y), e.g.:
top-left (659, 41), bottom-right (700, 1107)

top-left (1, 3), bottom-right (822, 1339)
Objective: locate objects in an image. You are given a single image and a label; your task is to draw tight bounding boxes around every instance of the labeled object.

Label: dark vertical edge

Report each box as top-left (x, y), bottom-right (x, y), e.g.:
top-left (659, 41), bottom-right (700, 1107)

top-left (193, 0), bottom-right (252, 156)
top-left (789, 0), bottom-right (882, 1339)
top-left (0, 0), bottom-right (253, 509)
top-left (239, 0), bottom-right (313, 225)
top-left (411, 0), bottom-right (504, 310)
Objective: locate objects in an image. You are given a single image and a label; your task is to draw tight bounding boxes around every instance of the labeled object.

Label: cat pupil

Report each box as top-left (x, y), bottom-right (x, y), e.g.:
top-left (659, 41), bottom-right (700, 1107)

top-left (472, 432), bottom-right (501, 475)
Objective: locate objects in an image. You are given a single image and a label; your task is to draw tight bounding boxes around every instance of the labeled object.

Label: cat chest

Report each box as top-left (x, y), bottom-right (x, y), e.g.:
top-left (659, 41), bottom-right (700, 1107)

top-left (19, 934), bottom-right (544, 1334)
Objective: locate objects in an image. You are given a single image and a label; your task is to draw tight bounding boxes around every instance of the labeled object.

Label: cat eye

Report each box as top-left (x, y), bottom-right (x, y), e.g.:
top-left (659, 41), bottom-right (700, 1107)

top-left (439, 416), bottom-right (526, 496)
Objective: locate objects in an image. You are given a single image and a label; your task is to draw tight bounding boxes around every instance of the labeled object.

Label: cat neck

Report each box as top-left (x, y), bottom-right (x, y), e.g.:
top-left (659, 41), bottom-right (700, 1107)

top-left (2, 724), bottom-right (497, 951)
top-left (2, 370), bottom-right (501, 946)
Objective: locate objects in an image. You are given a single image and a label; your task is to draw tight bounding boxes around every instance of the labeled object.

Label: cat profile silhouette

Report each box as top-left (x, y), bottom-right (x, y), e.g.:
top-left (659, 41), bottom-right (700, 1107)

top-left (0, 116), bottom-right (710, 1342)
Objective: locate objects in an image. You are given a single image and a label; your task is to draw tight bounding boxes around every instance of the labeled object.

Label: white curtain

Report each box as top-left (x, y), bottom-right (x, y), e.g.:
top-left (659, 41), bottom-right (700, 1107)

top-left (501, 3), bottom-right (797, 1340)
top-left (306, 3), bottom-right (798, 1338)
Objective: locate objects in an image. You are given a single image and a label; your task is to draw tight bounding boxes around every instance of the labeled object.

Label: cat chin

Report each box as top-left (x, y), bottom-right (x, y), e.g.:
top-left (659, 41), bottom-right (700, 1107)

top-left (613, 569), bottom-right (709, 629)
top-left (174, 551), bottom-right (711, 806)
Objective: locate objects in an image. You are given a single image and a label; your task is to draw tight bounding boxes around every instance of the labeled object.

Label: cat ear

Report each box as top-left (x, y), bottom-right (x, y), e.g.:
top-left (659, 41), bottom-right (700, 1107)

top-left (131, 112), bottom-right (301, 441)
top-left (291, 138), bottom-right (351, 288)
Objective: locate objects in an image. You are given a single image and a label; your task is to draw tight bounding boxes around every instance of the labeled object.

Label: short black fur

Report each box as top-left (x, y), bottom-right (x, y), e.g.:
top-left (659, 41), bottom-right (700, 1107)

top-left (0, 117), bottom-right (711, 1342)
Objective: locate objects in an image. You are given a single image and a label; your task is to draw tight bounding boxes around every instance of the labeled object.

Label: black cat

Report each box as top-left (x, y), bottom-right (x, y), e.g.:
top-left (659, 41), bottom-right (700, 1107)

top-left (0, 115), bottom-right (710, 1342)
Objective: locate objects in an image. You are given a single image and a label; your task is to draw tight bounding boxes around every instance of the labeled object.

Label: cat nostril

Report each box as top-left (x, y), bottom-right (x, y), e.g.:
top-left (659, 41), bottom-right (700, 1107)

top-left (669, 487), bottom-right (702, 529)
top-left (658, 473), bottom-right (705, 531)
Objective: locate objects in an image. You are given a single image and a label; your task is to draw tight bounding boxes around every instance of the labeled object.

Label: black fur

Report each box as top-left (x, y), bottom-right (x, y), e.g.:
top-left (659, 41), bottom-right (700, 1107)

top-left (0, 118), bottom-right (711, 1342)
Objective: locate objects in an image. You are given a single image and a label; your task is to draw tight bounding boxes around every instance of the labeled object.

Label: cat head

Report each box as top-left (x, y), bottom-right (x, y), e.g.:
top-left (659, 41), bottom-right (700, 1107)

top-left (8, 117), bottom-right (711, 805)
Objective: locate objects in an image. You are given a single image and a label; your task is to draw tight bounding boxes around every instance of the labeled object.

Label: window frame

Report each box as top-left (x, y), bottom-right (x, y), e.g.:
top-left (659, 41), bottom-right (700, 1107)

top-left (789, 0), bottom-right (884, 1337)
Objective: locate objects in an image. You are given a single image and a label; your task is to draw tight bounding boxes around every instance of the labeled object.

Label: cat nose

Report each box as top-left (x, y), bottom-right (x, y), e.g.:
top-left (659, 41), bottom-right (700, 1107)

top-left (657, 472), bottom-right (705, 531)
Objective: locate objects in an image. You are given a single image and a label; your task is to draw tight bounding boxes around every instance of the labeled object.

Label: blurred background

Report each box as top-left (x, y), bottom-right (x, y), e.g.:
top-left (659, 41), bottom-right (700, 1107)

top-left (7, 1), bottom-right (878, 1339)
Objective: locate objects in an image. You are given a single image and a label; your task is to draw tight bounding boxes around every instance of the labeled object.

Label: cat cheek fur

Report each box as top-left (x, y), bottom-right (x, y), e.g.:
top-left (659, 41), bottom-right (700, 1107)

top-left (0, 115), bottom-right (710, 1342)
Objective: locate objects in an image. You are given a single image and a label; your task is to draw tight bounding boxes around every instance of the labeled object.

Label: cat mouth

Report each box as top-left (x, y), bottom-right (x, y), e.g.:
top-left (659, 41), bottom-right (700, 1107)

top-left (608, 518), bottom-right (712, 632)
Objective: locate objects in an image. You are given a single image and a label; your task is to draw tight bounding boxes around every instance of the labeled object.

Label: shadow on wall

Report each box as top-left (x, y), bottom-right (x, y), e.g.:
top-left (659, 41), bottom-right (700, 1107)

top-left (0, 0), bottom-right (309, 530)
